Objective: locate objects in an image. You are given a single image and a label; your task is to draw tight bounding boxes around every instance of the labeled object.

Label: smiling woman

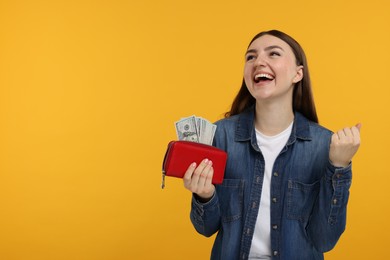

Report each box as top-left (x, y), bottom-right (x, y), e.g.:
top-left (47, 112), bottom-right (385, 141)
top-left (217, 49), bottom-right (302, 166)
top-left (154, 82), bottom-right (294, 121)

top-left (181, 30), bottom-right (361, 260)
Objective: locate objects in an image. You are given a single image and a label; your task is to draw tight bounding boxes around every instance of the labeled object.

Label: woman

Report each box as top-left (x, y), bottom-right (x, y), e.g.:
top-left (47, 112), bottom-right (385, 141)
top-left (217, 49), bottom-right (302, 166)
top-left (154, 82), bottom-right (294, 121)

top-left (183, 30), bottom-right (361, 259)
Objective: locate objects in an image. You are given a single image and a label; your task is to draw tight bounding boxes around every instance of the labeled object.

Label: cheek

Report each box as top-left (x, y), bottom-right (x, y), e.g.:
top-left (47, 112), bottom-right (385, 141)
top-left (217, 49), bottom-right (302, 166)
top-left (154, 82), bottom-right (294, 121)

top-left (243, 66), bottom-right (252, 82)
top-left (275, 63), bottom-right (297, 80)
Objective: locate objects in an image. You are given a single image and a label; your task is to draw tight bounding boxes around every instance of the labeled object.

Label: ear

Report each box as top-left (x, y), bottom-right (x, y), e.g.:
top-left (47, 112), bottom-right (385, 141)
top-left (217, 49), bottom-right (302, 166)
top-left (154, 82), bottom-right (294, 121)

top-left (292, 65), bottom-right (304, 83)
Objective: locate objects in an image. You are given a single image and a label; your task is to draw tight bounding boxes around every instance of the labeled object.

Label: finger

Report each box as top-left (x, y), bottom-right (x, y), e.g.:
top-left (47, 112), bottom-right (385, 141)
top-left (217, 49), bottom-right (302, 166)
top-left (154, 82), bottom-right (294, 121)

top-left (351, 126), bottom-right (361, 145)
top-left (355, 123), bottom-right (362, 131)
top-left (331, 132), bottom-right (339, 145)
top-left (343, 127), bottom-right (353, 138)
top-left (336, 129), bottom-right (346, 140)
top-left (183, 162), bottom-right (197, 188)
top-left (205, 167), bottom-right (214, 186)
top-left (191, 159), bottom-right (210, 187)
top-left (197, 160), bottom-right (213, 187)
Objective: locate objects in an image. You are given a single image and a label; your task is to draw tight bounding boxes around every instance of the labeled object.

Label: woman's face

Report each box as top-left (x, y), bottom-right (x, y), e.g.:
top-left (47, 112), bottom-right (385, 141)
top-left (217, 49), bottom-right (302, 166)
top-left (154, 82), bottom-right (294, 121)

top-left (244, 34), bottom-right (303, 104)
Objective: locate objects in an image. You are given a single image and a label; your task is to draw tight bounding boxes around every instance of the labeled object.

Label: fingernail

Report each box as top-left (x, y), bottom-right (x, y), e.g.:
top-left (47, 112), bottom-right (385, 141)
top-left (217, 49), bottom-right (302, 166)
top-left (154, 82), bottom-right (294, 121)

top-left (191, 162), bottom-right (197, 167)
top-left (208, 160), bottom-right (213, 166)
top-left (204, 159), bottom-right (209, 163)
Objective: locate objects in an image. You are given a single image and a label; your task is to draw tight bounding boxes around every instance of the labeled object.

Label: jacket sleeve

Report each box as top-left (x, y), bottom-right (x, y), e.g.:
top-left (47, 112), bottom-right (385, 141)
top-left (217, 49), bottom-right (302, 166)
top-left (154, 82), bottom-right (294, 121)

top-left (306, 161), bottom-right (352, 252)
top-left (190, 192), bottom-right (221, 237)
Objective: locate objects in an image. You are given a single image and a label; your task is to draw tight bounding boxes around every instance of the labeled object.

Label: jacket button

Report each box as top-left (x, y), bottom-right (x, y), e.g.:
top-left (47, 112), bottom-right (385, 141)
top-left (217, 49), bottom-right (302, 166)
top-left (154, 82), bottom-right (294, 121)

top-left (273, 250), bottom-right (278, 256)
top-left (272, 197), bottom-right (277, 203)
top-left (272, 224), bottom-right (278, 230)
top-left (273, 172), bottom-right (279, 177)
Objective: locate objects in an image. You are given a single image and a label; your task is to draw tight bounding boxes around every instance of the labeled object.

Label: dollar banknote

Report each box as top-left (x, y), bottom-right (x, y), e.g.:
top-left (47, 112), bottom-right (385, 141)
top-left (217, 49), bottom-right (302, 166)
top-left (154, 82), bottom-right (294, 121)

top-left (175, 115), bottom-right (217, 145)
top-left (175, 116), bottom-right (199, 142)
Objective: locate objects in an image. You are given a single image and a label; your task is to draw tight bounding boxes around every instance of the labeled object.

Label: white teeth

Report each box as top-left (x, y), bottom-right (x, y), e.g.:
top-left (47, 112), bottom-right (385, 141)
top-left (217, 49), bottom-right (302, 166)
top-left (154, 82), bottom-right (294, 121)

top-left (255, 73), bottom-right (274, 80)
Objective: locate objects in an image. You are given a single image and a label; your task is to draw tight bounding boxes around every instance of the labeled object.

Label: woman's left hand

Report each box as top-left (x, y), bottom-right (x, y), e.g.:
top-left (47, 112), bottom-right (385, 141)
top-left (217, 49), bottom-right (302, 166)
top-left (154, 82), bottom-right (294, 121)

top-left (329, 123), bottom-right (361, 168)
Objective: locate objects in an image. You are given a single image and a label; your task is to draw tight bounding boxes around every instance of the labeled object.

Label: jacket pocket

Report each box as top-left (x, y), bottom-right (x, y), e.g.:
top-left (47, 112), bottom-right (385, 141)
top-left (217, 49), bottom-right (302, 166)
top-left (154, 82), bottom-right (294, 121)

top-left (216, 179), bottom-right (244, 223)
top-left (287, 179), bottom-right (320, 222)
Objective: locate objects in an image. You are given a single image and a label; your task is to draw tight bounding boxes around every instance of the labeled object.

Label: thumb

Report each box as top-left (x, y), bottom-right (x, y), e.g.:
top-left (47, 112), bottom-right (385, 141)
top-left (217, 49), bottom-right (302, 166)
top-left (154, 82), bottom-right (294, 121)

top-left (355, 123), bottom-right (362, 131)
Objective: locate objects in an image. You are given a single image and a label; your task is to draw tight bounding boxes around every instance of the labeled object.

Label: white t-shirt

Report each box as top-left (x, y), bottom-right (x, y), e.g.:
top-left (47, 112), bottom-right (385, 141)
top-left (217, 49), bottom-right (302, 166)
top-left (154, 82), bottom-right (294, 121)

top-left (248, 122), bottom-right (293, 259)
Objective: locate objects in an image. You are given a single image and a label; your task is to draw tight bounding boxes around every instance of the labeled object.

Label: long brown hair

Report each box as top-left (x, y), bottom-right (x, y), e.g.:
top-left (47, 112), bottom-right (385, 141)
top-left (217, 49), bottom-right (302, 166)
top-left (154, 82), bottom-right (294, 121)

top-left (225, 30), bottom-right (318, 123)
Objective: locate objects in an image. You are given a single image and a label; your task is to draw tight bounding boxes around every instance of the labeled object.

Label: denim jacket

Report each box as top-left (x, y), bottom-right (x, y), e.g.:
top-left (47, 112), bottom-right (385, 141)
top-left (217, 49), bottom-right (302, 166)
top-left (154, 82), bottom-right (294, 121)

top-left (190, 107), bottom-right (352, 260)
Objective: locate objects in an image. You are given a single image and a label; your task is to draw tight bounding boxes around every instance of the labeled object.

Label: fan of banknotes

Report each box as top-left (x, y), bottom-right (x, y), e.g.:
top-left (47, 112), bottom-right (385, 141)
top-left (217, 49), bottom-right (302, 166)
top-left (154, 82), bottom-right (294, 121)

top-left (175, 115), bottom-right (217, 145)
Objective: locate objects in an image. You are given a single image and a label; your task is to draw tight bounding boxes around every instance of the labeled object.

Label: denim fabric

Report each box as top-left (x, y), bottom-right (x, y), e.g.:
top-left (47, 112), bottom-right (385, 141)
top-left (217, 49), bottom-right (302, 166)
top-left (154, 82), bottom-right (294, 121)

top-left (190, 107), bottom-right (352, 260)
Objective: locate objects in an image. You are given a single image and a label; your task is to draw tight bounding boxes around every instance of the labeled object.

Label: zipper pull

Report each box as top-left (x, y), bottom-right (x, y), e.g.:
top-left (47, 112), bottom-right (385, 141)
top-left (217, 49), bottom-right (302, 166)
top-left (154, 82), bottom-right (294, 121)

top-left (161, 171), bottom-right (166, 189)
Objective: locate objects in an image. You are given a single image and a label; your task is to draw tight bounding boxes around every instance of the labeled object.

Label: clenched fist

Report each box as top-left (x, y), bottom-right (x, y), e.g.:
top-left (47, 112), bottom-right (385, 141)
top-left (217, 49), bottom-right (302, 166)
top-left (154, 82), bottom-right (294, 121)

top-left (329, 123), bottom-right (361, 168)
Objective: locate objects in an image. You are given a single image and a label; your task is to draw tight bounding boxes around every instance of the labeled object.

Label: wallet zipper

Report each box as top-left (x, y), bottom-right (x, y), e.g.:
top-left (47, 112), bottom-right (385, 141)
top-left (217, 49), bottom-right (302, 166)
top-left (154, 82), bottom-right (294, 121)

top-left (161, 170), bottom-right (166, 189)
top-left (161, 141), bottom-right (173, 189)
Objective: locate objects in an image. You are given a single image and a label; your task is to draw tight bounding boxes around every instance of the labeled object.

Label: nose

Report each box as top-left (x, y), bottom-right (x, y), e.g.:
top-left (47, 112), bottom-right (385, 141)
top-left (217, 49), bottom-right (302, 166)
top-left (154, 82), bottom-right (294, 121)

top-left (255, 55), bottom-right (267, 67)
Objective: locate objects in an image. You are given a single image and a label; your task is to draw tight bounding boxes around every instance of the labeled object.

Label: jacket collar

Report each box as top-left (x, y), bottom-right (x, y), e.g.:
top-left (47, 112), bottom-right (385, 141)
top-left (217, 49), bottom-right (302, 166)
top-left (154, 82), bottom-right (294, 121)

top-left (234, 105), bottom-right (312, 143)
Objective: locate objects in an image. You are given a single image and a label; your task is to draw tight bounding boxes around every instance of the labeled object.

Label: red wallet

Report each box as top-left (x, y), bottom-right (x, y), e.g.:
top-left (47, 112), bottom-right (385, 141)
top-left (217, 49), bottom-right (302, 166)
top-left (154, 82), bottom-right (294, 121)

top-left (161, 141), bottom-right (227, 188)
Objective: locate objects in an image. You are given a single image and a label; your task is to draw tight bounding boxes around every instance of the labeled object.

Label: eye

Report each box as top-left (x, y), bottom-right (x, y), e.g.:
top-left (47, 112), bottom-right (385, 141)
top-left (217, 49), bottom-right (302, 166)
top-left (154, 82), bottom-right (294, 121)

top-left (270, 51), bottom-right (281, 57)
top-left (245, 54), bottom-right (256, 61)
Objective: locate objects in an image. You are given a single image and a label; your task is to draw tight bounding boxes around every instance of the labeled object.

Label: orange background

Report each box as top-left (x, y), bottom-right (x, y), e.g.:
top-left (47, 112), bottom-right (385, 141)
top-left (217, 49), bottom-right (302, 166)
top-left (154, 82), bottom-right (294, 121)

top-left (0, 0), bottom-right (389, 259)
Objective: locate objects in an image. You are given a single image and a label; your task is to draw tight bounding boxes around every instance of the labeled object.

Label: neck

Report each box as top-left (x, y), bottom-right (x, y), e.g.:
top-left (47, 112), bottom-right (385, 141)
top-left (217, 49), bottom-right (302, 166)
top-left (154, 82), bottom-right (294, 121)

top-left (254, 101), bottom-right (294, 136)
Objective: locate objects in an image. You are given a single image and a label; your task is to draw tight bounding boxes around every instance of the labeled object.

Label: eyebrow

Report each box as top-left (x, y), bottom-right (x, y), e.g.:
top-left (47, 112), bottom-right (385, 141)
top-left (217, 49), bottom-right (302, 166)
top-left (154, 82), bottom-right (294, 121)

top-left (245, 45), bottom-right (285, 55)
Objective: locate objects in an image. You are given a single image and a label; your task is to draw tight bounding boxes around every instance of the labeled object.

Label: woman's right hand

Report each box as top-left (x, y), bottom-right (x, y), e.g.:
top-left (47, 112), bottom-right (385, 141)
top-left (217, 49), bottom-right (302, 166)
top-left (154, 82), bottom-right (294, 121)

top-left (183, 159), bottom-right (215, 201)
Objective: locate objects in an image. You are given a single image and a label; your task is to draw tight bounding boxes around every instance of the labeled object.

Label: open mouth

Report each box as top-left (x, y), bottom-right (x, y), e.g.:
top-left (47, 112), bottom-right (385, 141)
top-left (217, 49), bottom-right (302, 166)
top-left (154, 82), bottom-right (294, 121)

top-left (254, 73), bottom-right (275, 83)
